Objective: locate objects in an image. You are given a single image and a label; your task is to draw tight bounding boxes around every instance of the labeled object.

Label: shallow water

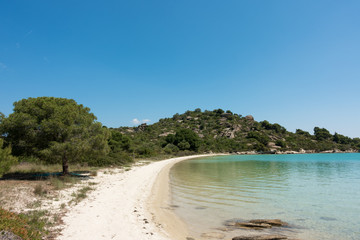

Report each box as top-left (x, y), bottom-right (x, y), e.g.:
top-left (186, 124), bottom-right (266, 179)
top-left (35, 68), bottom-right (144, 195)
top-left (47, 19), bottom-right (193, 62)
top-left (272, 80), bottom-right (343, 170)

top-left (170, 153), bottom-right (360, 240)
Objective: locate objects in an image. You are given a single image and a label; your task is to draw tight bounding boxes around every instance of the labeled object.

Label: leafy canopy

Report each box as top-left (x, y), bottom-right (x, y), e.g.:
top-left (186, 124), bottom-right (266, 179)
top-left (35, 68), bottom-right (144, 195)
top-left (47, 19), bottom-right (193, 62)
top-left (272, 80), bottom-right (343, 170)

top-left (1, 97), bottom-right (109, 172)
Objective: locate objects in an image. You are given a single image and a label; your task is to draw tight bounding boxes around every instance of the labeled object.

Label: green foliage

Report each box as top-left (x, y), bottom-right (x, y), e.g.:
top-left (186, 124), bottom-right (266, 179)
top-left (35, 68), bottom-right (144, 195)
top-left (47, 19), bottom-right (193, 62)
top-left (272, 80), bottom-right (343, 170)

top-left (213, 109), bottom-right (224, 115)
top-left (333, 132), bottom-right (352, 144)
top-left (0, 139), bottom-right (18, 177)
top-left (275, 140), bottom-right (286, 148)
top-left (296, 129), bottom-right (312, 138)
top-left (172, 129), bottom-right (201, 151)
top-left (247, 131), bottom-right (270, 146)
top-left (106, 130), bottom-right (133, 165)
top-left (163, 143), bottom-right (179, 154)
top-left (1, 97), bottom-right (109, 173)
top-left (314, 127), bottom-right (332, 141)
top-left (260, 120), bottom-right (286, 133)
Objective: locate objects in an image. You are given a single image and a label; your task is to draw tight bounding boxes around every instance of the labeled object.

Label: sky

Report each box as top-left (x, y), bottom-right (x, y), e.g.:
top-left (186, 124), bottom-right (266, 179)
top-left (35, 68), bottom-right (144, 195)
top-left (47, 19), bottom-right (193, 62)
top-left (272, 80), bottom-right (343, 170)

top-left (1, 0), bottom-right (360, 138)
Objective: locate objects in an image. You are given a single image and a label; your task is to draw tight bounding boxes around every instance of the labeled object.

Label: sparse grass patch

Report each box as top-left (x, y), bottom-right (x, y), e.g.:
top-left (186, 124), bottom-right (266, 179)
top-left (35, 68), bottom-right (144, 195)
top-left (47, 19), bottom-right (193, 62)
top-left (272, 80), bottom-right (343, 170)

top-left (33, 184), bottom-right (47, 196)
top-left (49, 176), bottom-right (80, 190)
top-left (27, 200), bottom-right (42, 209)
top-left (70, 186), bottom-right (93, 204)
top-left (49, 177), bottom-right (65, 190)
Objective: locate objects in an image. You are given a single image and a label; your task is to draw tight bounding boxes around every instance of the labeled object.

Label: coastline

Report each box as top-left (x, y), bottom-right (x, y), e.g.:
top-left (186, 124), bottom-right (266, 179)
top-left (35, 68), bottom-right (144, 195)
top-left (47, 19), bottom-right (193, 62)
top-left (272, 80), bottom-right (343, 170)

top-left (57, 154), bottom-right (222, 240)
top-left (147, 154), bottom-right (225, 240)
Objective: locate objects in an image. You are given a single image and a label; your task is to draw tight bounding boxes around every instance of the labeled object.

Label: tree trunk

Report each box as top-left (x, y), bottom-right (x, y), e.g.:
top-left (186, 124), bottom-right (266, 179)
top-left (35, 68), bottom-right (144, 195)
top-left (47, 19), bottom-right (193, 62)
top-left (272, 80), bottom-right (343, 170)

top-left (62, 154), bottom-right (69, 175)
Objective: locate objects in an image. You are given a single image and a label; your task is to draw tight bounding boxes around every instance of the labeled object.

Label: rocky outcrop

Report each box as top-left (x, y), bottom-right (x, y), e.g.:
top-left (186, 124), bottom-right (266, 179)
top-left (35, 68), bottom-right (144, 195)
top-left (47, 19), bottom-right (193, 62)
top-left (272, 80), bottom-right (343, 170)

top-left (245, 115), bottom-right (254, 121)
top-left (136, 123), bottom-right (147, 131)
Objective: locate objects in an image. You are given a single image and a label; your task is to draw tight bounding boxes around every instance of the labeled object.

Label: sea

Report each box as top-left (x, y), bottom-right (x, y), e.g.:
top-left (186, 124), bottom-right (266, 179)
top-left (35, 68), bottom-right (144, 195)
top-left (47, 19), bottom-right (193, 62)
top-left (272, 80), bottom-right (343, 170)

top-left (169, 153), bottom-right (360, 240)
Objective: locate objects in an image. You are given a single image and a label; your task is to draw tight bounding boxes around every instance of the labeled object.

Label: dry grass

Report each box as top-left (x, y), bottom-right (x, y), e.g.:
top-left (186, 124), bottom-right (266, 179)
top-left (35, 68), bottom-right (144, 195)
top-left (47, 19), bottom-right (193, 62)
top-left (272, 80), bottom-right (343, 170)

top-left (9, 162), bottom-right (99, 174)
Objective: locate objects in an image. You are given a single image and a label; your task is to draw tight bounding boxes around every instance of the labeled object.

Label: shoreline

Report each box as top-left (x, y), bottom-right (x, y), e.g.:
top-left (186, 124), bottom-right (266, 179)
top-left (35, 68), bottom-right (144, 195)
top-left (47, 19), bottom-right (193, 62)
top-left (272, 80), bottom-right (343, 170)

top-left (57, 154), bottom-right (222, 240)
top-left (147, 154), bottom-right (225, 240)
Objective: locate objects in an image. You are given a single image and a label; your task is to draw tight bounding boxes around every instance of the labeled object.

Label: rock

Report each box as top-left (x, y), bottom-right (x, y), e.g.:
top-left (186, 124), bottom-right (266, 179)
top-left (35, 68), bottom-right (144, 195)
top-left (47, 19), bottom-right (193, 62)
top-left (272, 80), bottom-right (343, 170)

top-left (200, 232), bottom-right (226, 239)
top-left (232, 235), bottom-right (288, 240)
top-left (0, 231), bottom-right (23, 240)
top-left (136, 123), bottom-right (148, 131)
top-left (221, 112), bottom-right (232, 118)
top-left (235, 222), bottom-right (272, 229)
top-left (249, 219), bottom-right (288, 227)
top-left (245, 115), bottom-right (254, 121)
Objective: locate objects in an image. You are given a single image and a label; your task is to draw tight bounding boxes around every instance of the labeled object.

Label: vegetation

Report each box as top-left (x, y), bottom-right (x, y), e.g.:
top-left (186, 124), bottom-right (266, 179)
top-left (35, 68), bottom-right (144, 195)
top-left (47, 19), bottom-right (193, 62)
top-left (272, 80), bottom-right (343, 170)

top-left (0, 97), bottom-right (109, 174)
top-left (1, 98), bottom-right (359, 178)
top-left (0, 208), bottom-right (46, 240)
top-left (0, 139), bottom-right (17, 177)
top-left (115, 108), bottom-right (360, 156)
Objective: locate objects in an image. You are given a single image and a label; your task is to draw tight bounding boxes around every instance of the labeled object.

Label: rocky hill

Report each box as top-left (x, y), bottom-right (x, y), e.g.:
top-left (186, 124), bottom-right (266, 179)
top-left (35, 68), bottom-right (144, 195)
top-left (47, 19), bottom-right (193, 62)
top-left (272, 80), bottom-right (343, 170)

top-left (113, 108), bottom-right (360, 157)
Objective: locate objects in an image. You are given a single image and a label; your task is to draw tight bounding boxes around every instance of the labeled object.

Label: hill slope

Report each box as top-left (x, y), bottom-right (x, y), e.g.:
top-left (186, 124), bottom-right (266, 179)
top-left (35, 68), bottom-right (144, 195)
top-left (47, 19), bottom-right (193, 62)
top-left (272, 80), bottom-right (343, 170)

top-left (112, 109), bottom-right (360, 158)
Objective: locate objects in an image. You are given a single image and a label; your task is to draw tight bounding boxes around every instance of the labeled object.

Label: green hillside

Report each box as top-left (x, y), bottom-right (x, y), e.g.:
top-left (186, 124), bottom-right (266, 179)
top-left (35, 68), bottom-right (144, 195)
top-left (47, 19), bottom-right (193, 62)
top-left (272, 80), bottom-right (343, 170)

top-left (113, 108), bottom-right (360, 158)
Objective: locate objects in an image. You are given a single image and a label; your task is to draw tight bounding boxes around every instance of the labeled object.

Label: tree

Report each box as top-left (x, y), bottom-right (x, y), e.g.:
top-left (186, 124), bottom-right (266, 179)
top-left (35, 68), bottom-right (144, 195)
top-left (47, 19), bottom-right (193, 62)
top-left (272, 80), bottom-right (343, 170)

top-left (1, 97), bottom-right (109, 174)
top-left (314, 127), bottom-right (332, 141)
top-left (165, 129), bottom-right (201, 151)
top-left (296, 129), bottom-right (311, 138)
top-left (333, 132), bottom-right (351, 145)
top-left (0, 138), bottom-right (18, 177)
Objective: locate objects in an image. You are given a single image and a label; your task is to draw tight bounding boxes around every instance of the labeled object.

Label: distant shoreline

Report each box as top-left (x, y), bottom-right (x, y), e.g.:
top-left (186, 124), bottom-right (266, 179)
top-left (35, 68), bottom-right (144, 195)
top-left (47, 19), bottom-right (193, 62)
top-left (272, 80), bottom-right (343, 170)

top-left (232, 149), bottom-right (359, 155)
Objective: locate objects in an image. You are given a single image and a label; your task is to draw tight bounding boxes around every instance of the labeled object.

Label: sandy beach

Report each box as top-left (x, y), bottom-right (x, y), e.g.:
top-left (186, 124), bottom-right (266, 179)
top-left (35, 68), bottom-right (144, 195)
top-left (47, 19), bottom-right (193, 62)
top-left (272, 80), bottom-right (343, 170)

top-left (58, 154), bottom-right (220, 240)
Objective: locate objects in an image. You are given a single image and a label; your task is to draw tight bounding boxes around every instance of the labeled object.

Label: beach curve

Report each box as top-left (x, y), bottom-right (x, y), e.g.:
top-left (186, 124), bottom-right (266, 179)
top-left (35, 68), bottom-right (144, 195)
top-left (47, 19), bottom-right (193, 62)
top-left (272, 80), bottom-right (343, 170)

top-left (57, 154), bottom-right (221, 240)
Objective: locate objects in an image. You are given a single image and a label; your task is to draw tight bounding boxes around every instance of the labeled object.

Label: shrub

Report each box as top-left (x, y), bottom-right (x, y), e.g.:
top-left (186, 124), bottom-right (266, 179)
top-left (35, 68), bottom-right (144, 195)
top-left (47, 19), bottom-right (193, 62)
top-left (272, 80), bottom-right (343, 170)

top-left (0, 139), bottom-right (18, 177)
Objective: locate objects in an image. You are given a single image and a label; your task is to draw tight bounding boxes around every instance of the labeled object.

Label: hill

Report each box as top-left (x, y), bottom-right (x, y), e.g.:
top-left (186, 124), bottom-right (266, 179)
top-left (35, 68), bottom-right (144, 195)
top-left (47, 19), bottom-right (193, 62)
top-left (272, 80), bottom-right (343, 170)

top-left (112, 108), bottom-right (360, 158)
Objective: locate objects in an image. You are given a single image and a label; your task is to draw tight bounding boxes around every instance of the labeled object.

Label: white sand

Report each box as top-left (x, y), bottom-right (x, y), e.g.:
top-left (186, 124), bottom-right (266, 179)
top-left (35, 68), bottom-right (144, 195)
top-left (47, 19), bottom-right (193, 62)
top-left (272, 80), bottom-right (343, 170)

top-left (58, 154), bottom-right (220, 240)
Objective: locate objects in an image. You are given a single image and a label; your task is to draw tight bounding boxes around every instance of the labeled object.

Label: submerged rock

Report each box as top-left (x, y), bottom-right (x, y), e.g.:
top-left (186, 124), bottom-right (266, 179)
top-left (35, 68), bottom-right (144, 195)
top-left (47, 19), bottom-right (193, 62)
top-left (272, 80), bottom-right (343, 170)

top-left (249, 219), bottom-right (288, 227)
top-left (235, 222), bottom-right (272, 229)
top-left (224, 218), bottom-right (288, 229)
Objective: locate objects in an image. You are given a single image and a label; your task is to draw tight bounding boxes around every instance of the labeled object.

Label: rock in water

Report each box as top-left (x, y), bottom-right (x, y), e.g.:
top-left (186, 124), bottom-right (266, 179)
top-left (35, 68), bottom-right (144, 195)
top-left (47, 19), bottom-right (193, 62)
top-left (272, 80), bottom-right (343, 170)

top-left (235, 222), bottom-right (272, 229)
top-left (249, 219), bottom-right (288, 227)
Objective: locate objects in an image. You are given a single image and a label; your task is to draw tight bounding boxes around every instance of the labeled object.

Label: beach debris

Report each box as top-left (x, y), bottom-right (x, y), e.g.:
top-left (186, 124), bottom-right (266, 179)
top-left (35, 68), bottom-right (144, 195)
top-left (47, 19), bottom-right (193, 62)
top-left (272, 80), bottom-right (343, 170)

top-left (232, 235), bottom-right (288, 240)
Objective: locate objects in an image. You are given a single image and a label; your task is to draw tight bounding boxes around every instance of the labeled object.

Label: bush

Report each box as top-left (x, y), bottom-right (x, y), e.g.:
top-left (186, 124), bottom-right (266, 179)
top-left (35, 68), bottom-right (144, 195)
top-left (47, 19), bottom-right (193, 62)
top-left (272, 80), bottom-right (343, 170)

top-left (0, 139), bottom-right (18, 177)
top-left (163, 143), bottom-right (179, 154)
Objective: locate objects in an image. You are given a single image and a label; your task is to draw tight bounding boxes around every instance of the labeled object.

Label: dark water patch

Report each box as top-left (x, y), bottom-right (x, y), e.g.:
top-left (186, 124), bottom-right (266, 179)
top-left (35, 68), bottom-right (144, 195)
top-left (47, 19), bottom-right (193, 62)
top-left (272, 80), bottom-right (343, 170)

top-left (320, 216), bottom-right (337, 221)
top-left (195, 206), bottom-right (207, 210)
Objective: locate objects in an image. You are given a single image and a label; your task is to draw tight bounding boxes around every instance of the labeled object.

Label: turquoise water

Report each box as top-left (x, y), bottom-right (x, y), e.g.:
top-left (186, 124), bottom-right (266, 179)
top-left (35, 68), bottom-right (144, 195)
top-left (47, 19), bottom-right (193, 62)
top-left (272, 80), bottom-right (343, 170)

top-left (170, 153), bottom-right (360, 240)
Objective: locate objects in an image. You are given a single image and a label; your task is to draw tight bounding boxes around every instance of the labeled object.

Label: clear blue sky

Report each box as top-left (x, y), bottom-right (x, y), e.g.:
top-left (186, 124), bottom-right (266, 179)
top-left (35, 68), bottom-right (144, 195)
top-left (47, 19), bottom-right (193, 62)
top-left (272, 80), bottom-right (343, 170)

top-left (1, 0), bottom-right (360, 138)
